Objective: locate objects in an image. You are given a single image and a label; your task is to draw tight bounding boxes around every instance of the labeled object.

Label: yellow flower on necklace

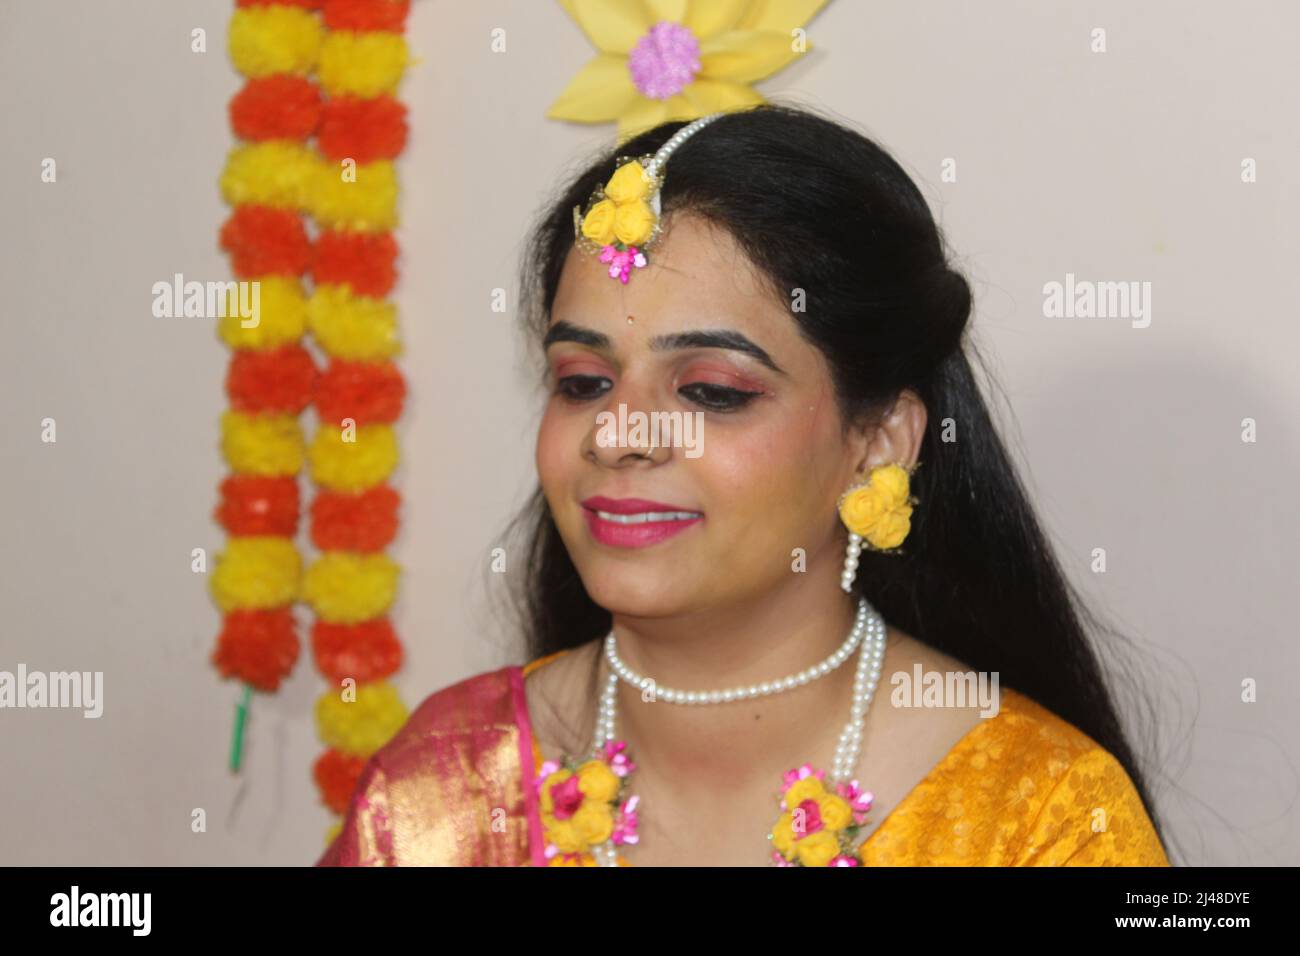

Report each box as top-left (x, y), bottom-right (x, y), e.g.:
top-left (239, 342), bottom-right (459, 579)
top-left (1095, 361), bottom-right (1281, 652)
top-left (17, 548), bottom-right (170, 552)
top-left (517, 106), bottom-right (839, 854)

top-left (548, 0), bottom-right (830, 143)
top-left (795, 829), bottom-right (840, 867)
top-left (576, 758), bottom-right (621, 802)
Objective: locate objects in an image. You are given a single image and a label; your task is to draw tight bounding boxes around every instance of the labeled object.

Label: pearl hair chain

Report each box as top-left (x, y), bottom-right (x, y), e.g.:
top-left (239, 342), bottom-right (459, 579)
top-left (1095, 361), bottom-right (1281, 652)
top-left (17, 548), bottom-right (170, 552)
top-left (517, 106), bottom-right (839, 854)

top-left (588, 598), bottom-right (888, 866)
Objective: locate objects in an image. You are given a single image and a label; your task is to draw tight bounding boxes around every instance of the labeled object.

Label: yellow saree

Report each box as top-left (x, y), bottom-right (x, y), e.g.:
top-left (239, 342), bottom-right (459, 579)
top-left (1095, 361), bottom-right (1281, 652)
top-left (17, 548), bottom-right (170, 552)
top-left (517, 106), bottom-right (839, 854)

top-left (317, 651), bottom-right (1169, 866)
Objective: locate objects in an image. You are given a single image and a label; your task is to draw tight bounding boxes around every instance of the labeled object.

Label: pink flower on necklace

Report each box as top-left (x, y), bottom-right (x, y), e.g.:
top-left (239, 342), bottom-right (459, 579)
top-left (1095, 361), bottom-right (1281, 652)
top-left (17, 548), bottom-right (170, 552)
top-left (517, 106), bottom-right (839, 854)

top-left (830, 855), bottom-right (861, 867)
top-left (835, 779), bottom-right (875, 826)
top-left (794, 798), bottom-right (824, 836)
top-left (782, 762), bottom-right (825, 789)
top-left (612, 794), bottom-right (640, 846)
top-left (535, 759), bottom-right (561, 796)
top-left (548, 775), bottom-right (585, 820)
top-left (599, 244), bottom-right (647, 283)
top-left (602, 739), bottom-right (637, 777)
top-left (779, 763), bottom-right (826, 810)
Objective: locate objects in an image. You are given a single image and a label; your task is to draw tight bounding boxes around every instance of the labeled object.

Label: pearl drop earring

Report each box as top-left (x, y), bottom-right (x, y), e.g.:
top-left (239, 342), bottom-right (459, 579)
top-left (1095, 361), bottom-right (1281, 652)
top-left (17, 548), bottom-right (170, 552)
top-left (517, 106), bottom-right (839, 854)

top-left (841, 532), bottom-right (863, 593)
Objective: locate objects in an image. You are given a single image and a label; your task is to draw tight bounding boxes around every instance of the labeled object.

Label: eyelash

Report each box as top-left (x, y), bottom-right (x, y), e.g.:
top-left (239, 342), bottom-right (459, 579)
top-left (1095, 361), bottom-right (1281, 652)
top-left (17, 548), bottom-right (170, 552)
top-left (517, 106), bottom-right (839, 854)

top-left (553, 375), bottom-right (761, 412)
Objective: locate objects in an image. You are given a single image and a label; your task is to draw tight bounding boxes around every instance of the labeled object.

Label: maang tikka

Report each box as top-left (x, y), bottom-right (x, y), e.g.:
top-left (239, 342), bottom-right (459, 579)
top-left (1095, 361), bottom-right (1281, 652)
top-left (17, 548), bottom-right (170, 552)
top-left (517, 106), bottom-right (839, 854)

top-left (573, 113), bottom-right (724, 284)
top-left (837, 462), bottom-right (919, 593)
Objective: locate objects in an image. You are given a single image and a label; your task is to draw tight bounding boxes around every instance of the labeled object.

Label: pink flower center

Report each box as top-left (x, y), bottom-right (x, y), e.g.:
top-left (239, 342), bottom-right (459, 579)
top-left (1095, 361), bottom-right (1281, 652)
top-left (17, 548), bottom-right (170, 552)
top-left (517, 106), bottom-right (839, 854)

top-left (549, 776), bottom-right (584, 820)
top-left (628, 21), bottom-right (701, 100)
top-left (794, 799), bottom-right (824, 837)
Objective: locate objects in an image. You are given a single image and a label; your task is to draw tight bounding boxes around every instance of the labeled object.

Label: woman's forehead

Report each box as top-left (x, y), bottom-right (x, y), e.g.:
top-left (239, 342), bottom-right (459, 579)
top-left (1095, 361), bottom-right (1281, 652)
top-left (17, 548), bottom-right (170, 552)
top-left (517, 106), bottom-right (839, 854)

top-left (550, 214), bottom-right (793, 343)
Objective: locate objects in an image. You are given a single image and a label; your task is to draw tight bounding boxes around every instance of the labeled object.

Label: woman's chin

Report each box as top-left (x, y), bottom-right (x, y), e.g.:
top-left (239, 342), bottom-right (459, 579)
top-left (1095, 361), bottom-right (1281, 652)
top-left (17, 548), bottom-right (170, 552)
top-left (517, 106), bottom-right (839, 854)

top-left (579, 566), bottom-right (704, 619)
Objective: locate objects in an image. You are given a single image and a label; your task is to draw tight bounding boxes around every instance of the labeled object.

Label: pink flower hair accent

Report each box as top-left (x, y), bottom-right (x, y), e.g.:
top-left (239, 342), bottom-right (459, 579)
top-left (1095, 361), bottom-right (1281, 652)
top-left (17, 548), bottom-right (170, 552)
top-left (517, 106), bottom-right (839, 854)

top-left (599, 244), bottom-right (647, 284)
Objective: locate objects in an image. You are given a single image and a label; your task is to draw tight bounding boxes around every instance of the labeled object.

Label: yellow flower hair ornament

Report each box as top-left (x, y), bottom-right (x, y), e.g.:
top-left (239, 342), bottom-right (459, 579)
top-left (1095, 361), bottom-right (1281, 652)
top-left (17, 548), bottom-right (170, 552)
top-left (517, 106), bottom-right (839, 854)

top-left (838, 462), bottom-right (919, 592)
top-left (573, 113), bottom-right (723, 283)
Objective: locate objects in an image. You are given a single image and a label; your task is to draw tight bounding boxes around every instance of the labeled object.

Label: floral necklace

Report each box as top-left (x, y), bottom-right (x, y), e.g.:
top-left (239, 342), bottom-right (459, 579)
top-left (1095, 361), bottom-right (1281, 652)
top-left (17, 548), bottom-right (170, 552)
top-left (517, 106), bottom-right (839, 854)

top-left (534, 598), bottom-right (888, 866)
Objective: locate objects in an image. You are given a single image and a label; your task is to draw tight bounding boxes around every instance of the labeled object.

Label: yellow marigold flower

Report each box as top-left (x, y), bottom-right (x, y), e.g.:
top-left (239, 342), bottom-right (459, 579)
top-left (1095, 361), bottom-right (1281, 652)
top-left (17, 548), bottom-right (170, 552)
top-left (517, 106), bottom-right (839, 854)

top-left (547, 850), bottom-right (598, 866)
top-left (314, 678), bottom-right (408, 756)
top-left (221, 411), bottom-right (303, 476)
top-left (795, 829), bottom-right (840, 868)
top-left (307, 283), bottom-right (400, 361)
top-left (572, 802), bottom-right (615, 845)
top-left (771, 812), bottom-right (796, 860)
top-left (544, 819), bottom-right (586, 855)
top-left (302, 552), bottom-right (400, 624)
top-left (210, 536), bottom-right (300, 611)
top-left (581, 199), bottom-right (618, 245)
top-left (217, 276), bottom-right (307, 350)
top-left (318, 31), bottom-right (408, 97)
top-left (604, 161), bottom-right (651, 204)
top-left (613, 199), bottom-right (656, 246)
top-left (220, 141), bottom-right (320, 210)
top-left (817, 794), bottom-right (854, 831)
top-left (576, 760), bottom-right (620, 802)
top-left (228, 6), bottom-right (322, 78)
top-left (308, 160), bottom-right (398, 232)
top-left (785, 775), bottom-right (827, 807)
top-left (307, 423), bottom-right (399, 492)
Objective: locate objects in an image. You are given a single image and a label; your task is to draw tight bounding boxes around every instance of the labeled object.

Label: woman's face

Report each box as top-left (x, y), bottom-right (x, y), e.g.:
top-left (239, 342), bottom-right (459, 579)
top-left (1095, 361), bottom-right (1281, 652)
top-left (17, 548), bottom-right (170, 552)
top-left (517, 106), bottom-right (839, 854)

top-left (536, 211), bottom-right (868, 618)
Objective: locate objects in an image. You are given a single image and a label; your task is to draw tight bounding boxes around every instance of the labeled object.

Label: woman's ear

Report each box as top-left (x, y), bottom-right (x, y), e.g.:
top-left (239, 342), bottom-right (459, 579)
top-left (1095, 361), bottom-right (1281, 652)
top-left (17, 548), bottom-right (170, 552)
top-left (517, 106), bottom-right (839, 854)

top-left (852, 388), bottom-right (927, 475)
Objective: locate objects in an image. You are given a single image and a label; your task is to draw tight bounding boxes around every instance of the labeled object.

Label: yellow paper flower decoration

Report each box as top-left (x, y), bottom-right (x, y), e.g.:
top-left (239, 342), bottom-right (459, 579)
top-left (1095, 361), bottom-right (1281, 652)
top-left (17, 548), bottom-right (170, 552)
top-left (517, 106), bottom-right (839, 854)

top-left (839, 463), bottom-right (915, 551)
top-left (549, 0), bottom-right (830, 142)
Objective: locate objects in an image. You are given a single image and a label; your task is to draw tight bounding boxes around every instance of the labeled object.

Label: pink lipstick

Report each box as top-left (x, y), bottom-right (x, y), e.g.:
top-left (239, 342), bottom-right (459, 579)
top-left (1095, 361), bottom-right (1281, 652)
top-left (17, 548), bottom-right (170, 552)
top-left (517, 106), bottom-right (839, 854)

top-left (580, 496), bottom-right (704, 549)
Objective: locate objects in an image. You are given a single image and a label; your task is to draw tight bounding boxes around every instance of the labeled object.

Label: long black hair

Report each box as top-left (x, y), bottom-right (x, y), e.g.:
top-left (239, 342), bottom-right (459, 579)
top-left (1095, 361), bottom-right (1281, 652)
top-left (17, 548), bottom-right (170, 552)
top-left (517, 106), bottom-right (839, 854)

top-left (503, 103), bottom-right (1170, 854)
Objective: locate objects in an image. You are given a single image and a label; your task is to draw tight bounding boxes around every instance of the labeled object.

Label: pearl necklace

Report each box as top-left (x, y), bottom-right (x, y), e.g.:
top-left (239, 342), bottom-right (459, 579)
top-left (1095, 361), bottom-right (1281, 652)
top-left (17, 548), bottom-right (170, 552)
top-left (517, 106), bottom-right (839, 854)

top-left (587, 598), bottom-right (888, 866)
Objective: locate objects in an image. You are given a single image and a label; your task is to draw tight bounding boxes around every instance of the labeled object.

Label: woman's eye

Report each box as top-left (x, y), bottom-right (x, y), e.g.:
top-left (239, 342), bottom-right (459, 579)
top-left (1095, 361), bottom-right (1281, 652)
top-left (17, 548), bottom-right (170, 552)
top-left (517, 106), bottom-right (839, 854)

top-left (678, 382), bottom-right (761, 412)
top-left (555, 374), bottom-right (612, 401)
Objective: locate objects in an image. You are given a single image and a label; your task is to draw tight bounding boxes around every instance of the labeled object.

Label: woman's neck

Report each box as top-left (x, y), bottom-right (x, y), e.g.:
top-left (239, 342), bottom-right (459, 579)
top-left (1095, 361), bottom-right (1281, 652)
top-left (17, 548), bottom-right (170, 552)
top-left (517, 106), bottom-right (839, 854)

top-left (600, 577), bottom-right (865, 793)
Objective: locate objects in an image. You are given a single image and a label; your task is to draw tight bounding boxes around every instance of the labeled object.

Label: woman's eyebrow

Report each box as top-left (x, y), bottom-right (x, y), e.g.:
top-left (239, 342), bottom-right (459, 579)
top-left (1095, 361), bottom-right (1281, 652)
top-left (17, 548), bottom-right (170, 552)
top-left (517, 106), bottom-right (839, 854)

top-left (542, 319), bottom-right (609, 350)
top-left (543, 321), bottom-right (786, 376)
top-left (650, 329), bottom-right (785, 375)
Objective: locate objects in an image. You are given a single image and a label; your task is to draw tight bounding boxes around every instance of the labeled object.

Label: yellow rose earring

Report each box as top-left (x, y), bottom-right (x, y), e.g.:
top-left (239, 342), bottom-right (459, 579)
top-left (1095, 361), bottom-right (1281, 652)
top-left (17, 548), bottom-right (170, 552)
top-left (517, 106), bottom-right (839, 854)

top-left (837, 462), bottom-right (918, 593)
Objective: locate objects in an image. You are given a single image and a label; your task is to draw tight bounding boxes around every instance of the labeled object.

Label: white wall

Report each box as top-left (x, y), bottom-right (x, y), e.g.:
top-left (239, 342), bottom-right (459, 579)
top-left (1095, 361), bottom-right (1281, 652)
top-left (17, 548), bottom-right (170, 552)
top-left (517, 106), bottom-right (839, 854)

top-left (0, 0), bottom-right (1295, 865)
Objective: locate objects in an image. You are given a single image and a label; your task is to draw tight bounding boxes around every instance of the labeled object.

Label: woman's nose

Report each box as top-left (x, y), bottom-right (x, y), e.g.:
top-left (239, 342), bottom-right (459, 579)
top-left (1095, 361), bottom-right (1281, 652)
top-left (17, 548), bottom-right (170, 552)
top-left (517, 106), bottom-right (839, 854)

top-left (582, 383), bottom-right (672, 468)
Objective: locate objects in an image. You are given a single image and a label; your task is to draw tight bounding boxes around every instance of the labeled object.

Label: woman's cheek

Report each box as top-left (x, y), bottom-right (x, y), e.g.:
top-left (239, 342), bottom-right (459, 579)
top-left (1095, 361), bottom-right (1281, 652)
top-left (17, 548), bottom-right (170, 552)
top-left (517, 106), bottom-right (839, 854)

top-left (535, 404), bottom-right (573, 490)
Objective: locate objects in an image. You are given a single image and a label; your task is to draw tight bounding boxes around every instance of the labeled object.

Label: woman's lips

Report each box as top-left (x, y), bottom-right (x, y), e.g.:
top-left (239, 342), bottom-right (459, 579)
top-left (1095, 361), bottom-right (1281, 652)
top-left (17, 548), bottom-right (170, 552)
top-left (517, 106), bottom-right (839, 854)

top-left (580, 496), bottom-right (704, 549)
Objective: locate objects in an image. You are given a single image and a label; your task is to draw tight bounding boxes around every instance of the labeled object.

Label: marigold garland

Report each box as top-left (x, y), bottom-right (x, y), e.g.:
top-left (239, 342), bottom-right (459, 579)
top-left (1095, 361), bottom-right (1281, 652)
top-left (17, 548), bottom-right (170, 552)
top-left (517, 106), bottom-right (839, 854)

top-left (213, 0), bottom-right (323, 771)
top-left (303, 0), bottom-right (412, 842)
top-left (215, 474), bottom-right (301, 536)
top-left (310, 484), bottom-right (401, 551)
top-left (214, 3), bottom-right (413, 814)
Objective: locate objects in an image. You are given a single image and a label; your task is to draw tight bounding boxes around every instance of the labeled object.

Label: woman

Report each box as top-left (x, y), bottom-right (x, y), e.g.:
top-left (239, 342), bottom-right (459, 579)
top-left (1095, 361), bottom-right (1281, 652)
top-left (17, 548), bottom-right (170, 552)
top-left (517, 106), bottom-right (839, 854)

top-left (317, 104), bottom-right (1170, 867)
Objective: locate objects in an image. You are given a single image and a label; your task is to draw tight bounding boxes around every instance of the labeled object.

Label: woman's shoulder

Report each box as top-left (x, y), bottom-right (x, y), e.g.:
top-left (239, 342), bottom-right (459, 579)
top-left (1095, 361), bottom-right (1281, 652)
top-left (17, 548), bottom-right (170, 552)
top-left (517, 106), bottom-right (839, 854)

top-left (317, 662), bottom-right (541, 867)
top-left (886, 686), bottom-right (1169, 865)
